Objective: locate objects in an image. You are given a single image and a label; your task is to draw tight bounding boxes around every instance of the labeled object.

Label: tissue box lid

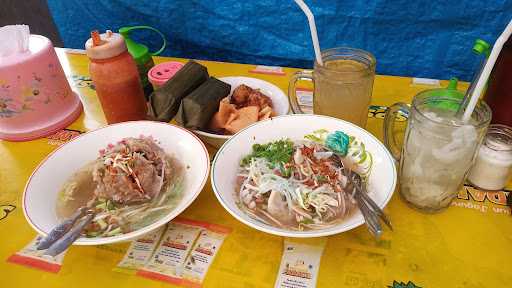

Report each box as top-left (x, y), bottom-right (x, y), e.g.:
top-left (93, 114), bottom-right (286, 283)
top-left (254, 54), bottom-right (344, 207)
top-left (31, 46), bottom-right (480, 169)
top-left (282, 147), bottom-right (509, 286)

top-left (1, 35), bottom-right (53, 68)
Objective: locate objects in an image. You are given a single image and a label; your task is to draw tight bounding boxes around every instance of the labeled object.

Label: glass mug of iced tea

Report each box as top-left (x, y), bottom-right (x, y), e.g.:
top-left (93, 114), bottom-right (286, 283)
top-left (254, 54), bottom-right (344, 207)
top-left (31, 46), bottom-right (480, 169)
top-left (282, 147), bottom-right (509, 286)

top-left (383, 90), bottom-right (491, 212)
top-left (288, 47), bottom-right (376, 127)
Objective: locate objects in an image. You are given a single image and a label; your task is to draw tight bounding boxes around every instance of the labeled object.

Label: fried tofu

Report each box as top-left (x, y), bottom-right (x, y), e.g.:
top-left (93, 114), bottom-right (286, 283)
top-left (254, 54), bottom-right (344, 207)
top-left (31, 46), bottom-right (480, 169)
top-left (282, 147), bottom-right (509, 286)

top-left (224, 106), bottom-right (259, 134)
top-left (209, 97), bottom-right (238, 132)
top-left (209, 85), bottom-right (276, 135)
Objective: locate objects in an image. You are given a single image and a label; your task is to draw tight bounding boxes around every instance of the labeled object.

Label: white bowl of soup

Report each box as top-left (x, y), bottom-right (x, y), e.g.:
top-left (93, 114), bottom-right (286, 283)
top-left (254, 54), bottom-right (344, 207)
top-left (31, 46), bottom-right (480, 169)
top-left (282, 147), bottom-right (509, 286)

top-left (23, 121), bottom-right (210, 245)
top-left (211, 114), bottom-right (396, 237)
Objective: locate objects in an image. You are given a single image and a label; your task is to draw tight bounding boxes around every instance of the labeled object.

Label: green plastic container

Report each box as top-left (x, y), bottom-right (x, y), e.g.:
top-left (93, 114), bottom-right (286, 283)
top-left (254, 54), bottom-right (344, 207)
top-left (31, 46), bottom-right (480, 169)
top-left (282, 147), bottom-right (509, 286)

top-left (119, 26), bottom-right (166, 99)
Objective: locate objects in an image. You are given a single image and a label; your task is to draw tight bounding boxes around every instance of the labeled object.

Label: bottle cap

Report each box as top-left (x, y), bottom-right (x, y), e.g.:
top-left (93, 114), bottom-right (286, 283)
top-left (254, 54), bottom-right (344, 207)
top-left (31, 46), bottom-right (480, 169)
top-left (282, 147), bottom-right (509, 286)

top-left (85, 30), bottom-right (127, 60)
top-left (148, 61), bottom-right (184, 87)
top-left (473, 39), bottom-right (491, 57)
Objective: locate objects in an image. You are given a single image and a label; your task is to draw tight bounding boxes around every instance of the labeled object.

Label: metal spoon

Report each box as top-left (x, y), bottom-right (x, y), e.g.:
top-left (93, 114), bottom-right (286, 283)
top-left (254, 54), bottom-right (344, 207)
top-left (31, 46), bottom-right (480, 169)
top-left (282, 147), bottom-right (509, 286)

top-left (332, 154), bottom-right (392, 237)
top-left (350, 171), bottom-right (393, 231)
top-left (37, 207), bottom-right (88, 250)
top-left (356, 192), bottom-right (382, 237)
top-left (45, 211), bottom-right (95, 257)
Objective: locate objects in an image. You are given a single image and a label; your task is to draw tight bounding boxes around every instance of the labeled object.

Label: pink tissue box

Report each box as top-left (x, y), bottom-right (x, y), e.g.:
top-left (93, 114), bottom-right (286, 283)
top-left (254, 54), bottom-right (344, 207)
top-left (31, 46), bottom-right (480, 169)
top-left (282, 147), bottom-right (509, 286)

top-left (0, 35), bottom-right (82, 141)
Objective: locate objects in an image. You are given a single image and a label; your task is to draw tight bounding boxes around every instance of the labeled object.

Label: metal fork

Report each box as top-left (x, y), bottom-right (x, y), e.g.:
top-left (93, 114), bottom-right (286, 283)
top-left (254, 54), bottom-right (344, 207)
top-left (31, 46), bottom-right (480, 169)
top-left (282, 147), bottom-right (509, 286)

top-left (348, 171), bottom-right (393, 238)
top-left (331, 154), bottom-right (392, 238)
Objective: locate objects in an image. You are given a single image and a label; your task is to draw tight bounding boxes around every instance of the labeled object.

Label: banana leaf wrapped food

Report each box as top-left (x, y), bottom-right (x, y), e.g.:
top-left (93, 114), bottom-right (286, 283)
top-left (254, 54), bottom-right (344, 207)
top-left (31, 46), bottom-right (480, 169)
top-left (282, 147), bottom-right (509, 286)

top-left (148, 60), bottom-right (209, 122)
top-left (176, 77), bottom-right (231, 129)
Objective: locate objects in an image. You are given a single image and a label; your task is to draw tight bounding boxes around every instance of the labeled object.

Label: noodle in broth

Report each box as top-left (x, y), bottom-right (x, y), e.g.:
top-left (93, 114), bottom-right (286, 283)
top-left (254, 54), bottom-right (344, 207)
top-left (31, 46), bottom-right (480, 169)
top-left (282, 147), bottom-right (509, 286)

top-left (56, 136), bottom-right (184, 238)
top-left (235, 130), bottom-right (373, 231)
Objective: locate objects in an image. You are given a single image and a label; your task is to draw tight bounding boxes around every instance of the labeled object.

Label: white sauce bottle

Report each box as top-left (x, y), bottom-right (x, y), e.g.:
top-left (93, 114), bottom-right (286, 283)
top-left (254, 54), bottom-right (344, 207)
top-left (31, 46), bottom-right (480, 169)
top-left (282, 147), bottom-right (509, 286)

top-left (468, 124), bottom-right (512, 191)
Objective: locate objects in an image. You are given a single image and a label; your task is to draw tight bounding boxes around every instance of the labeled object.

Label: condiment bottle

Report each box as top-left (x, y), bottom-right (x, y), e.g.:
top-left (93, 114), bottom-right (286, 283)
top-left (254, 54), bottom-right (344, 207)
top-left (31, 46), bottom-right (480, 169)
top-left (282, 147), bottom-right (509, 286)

top-left (119, 26), bottom-right (166, 100)
top-left (468, 124), bottom-right (512, 191)
top-left (484, 37), bottom-right (512, 126)
top-left (85, 30), bottom-right (147, 124)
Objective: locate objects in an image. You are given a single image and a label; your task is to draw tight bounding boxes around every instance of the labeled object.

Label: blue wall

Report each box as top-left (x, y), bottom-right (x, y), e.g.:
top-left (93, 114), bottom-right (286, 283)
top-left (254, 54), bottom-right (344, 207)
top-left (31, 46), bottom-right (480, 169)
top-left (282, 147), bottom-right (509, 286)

top-left (47, 0), bottom-right (512, 81)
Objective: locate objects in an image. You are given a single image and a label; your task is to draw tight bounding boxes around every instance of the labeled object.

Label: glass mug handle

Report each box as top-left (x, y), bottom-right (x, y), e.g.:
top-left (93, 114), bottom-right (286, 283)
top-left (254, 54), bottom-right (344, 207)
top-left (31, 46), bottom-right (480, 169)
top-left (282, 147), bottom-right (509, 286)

top-left (288, 70), bottom-right (314, 114)
top-left (383, 102), bottom-right (410, 161)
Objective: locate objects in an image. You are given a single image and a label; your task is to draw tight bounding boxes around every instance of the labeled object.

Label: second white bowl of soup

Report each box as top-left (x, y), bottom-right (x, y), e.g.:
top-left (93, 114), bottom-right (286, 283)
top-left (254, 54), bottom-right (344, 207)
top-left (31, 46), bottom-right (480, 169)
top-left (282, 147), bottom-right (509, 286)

top-left (211, 114), bottom-right (396, 237)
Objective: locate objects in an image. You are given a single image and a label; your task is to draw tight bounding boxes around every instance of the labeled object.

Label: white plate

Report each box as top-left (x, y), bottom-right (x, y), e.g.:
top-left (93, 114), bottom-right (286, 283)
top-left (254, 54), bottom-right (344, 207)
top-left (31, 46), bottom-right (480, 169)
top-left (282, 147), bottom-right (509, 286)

top-left (211, 114), bottom-right (396, 237)
top-left (23, 121), bottom-right (210, 245)
top-left (193, 76), bottom-right (289, 148)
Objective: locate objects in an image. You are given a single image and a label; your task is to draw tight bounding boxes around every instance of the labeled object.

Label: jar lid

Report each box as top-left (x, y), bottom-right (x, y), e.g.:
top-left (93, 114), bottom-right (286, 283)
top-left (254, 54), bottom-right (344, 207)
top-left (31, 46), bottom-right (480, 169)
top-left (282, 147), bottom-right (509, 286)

top-left (148, 61), bottom-right (184, 86)
top-left (485, 124), bottom-right (512, 151)
top-left (85, 30), bottom-right (127, 60)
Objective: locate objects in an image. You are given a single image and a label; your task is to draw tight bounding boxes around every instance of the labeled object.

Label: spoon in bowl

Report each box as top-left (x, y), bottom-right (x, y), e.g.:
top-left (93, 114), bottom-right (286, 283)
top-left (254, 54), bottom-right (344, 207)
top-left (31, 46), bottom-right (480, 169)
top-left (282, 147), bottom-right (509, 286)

top-left (332, 154), bottom-right (392, 238)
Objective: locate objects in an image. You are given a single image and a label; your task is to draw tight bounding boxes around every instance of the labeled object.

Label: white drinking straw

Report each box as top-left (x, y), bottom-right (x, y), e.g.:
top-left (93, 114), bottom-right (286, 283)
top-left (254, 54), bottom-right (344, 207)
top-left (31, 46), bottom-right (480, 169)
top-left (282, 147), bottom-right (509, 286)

top-left (294, 0), bottom-right (323, 66)
top-left (462, 19), bottom-right (512, 122)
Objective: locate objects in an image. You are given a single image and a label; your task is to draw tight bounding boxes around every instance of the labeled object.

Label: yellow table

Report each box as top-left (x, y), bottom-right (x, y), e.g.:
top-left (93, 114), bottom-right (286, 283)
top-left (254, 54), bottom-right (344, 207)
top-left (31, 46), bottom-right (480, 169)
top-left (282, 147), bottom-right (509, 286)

top-left (1, 49), bottom-right (511, 287)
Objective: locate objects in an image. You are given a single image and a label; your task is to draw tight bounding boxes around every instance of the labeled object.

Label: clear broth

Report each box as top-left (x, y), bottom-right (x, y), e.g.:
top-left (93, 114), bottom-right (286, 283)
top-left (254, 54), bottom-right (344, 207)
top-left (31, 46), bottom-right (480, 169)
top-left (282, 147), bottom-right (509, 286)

top-left (56, 155), bottom-right (185, 233)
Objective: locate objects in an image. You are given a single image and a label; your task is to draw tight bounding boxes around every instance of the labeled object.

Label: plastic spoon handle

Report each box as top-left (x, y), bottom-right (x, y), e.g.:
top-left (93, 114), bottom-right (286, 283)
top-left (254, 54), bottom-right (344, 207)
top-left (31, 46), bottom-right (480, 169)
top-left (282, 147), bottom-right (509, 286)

top-left (44, 213), bottom-right (94, 257)
top-left (37, 207), bottom-right (86, 250)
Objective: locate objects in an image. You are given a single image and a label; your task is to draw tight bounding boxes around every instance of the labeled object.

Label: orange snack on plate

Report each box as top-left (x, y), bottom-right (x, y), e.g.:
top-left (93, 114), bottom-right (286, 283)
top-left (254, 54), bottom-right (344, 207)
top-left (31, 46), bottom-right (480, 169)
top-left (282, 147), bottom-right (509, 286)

top-left (259, 111), bottom-right (272, 121)
top-left (225, 106), bottom-right (259, 134)
top-left (209, 98), bottom-right (238, 132)
top-left (258, 106), bottom-right (272, 117)
top-left (207, 84), bottom-right (276, 135)
top-left (258, 106), bottom-right (272, 121)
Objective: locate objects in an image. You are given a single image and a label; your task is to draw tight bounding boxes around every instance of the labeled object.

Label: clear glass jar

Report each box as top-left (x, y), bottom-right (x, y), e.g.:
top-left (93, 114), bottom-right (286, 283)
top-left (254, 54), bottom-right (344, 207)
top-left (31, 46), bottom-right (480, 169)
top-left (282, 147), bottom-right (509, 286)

top-left (288, 47), bottom-right (376, 127)
top-left (468, 124), bottom-right (512, 191)
top-left (384, 91), bottom-right (491, 213)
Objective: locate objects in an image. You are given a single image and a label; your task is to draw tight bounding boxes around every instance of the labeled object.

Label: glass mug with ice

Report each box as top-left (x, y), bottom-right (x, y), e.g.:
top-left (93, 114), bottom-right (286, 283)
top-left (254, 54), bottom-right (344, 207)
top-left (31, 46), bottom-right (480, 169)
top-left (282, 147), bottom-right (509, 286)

top-left (288, 47), bottom-right (376, 127)
top-left (383, 90), bottom-right (491, 212)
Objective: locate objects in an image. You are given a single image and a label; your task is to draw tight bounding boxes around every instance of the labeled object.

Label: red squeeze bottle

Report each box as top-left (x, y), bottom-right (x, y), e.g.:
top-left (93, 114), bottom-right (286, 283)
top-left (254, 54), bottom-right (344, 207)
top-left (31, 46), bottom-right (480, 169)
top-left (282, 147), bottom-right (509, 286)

top-left (484, 37), bottom-right (512, 126)
top-left (85, 30), bottom-right (147, 124)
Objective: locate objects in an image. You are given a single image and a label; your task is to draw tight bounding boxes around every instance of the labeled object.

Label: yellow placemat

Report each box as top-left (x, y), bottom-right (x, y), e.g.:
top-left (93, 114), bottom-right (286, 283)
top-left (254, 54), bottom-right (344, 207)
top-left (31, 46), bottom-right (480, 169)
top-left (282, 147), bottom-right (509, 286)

top-left (0, 49), bottom-right (510, 287)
